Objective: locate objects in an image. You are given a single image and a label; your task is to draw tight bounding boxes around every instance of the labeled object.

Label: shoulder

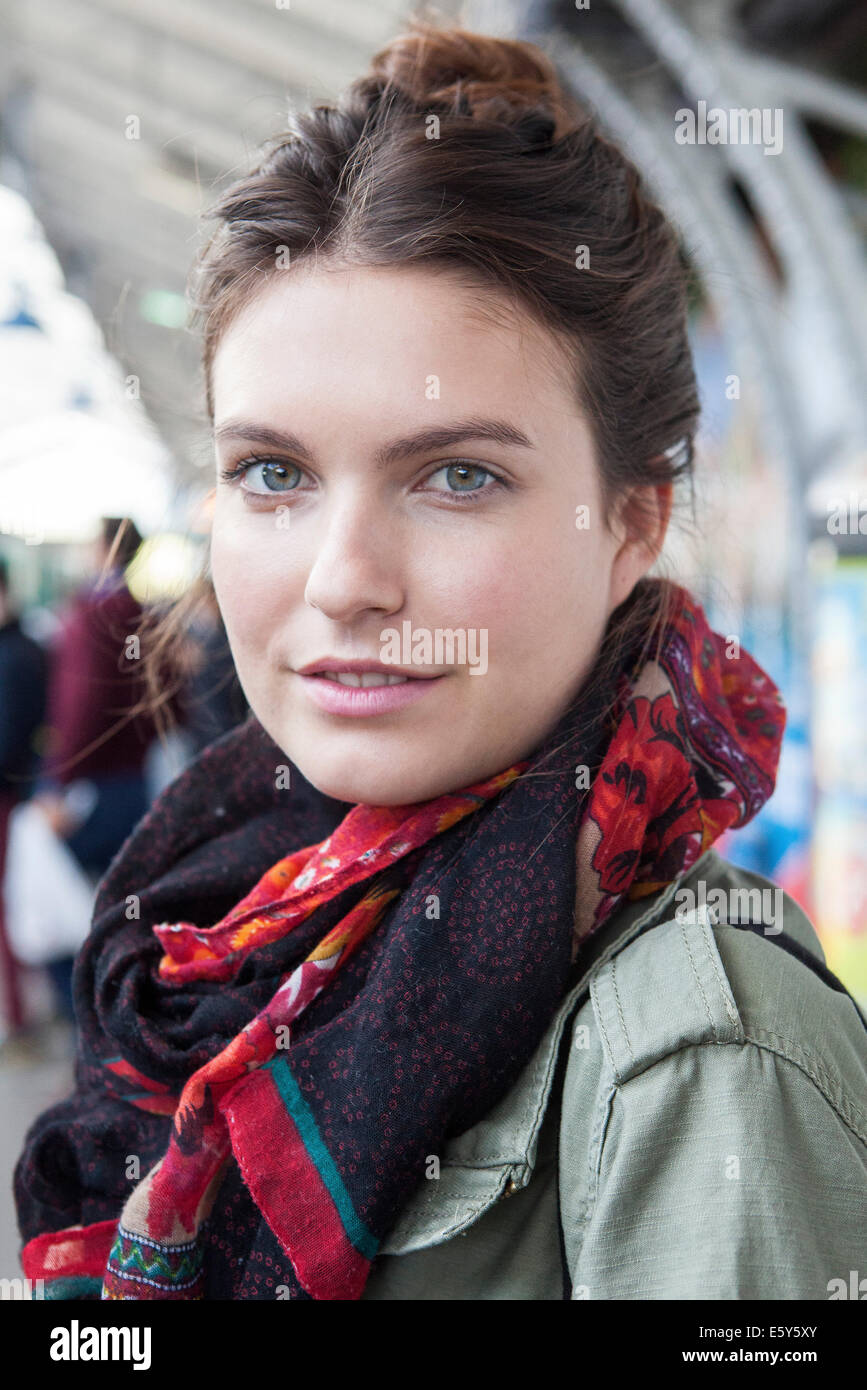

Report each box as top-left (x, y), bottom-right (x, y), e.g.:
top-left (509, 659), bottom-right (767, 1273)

top-left (585, 853), bottom-right (867, 1122)
top-left (560, 854), bottom-right (867, 1163)
top-left (558, 853), bottom-right (867, 1297)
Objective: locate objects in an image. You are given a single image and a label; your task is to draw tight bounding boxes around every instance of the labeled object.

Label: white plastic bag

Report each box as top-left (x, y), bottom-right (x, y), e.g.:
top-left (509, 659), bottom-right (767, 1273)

top-left (2, 796), bottom-right (97, 965)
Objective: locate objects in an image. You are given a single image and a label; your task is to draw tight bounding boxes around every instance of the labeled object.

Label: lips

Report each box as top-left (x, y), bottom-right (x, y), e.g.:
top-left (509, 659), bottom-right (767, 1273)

top-left (295, 664), bottom-right (445, 718)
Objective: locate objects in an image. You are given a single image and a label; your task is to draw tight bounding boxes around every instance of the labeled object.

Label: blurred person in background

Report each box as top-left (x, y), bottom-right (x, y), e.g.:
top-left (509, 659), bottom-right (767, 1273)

top-left (31, 517), bottom-right (169, 1018)
top-left (0, 556), bottom-right (48, 1035)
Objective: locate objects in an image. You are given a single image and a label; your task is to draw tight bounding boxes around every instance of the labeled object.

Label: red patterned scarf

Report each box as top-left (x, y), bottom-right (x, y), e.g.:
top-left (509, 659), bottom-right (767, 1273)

top-left (17, 581), bottom-right (785, 1299)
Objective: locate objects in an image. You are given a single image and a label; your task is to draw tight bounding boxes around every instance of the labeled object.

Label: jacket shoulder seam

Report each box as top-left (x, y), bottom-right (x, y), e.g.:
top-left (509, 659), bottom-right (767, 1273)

top-left (606, 954), bottom-right (635, 1069)
top-left (742, 1025), bottom-right (867, 1146)
top-left (694, 919), bottom-right (741, 1033)
top-left (678, 919), bottom-right (723, 1040)
top-left (589, 910), bottom-right (742, 1082)
top-left (605, 1033), bottom-right (867, 1150)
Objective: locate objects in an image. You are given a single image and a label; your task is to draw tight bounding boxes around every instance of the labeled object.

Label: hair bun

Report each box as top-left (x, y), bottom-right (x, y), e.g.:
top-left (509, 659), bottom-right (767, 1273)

top-left (363, 20), bottom-right (577, 139)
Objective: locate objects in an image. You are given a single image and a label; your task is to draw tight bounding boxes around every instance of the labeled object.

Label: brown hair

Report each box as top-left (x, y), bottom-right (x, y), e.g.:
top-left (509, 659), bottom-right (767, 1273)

top-left (138, 15), bottom-right (700, 745)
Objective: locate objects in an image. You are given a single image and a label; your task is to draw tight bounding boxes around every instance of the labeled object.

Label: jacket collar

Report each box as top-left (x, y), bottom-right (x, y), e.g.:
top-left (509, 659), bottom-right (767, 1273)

top-left (380, 848), bottom-right (722, 1254)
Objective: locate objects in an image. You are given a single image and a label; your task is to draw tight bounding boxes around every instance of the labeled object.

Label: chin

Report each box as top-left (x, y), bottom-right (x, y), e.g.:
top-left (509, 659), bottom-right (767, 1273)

top-left (294, 755), bottom-right (459, 809)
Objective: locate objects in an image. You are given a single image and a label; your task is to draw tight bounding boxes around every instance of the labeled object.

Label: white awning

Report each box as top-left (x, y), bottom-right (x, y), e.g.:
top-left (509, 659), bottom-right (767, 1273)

top-left (0, 183), bottom-right (176, 544)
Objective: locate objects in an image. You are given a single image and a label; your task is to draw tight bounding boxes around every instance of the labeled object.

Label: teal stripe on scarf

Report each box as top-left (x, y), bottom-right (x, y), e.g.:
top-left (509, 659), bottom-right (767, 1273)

top-left (41, 1275), bottom-right (104, 1299)
top-left (265, 1054), bottom-right (379, 1261)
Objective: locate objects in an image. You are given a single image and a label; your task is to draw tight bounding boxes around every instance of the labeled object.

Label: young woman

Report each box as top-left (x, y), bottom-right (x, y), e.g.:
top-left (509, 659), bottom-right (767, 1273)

top-left (14, 19), bottom-right (867, 1301)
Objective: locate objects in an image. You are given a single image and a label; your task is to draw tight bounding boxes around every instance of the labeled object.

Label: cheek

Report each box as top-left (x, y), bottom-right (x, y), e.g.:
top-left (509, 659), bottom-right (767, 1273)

top-left (209, 509), bottom-right (287, 660)
top-left (210, 512), bottom-right (244, 631)
top-left (467, 521), bottom-right (610, 667)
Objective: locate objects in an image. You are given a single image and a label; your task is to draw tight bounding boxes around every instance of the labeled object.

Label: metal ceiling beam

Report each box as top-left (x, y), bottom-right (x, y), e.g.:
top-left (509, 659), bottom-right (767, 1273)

top-left (610, 0), bottom-right (867, 464)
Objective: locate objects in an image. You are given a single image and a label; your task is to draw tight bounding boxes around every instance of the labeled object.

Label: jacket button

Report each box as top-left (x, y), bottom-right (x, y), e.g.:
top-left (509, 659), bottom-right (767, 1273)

top-left (502, 1179), bottom-right (519, 1198)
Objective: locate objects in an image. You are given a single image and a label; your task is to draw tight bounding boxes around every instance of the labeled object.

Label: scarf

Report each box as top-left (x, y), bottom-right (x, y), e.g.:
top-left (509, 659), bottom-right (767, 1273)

top-left (15, 581), bottom-right (785, 1300)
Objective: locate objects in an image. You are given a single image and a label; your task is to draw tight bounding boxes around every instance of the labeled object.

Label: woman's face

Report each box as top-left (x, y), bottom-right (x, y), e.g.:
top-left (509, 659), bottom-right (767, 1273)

top-left (209, 264), bottom-right (659, 805)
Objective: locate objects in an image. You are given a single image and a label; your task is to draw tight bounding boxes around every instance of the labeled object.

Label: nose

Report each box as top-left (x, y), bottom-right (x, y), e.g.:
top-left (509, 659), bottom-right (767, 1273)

top-left (303, 490), bottom-right (404, 623)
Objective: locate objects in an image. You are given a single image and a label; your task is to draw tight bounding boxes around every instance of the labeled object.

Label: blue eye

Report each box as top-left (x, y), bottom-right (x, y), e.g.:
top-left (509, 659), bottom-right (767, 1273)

top-left (219, 457), bottom-right (302, 492)
top-left (425, 462), bottom-right (500, 497)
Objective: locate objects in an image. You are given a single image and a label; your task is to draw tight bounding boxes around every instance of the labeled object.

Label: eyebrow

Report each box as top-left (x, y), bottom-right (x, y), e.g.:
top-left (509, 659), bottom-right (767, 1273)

top-left (213, 417), bottom-right (535, 469)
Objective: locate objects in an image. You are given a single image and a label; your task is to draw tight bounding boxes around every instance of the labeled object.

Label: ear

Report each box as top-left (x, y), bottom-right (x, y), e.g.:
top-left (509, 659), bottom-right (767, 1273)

top-left (606, 483), bottom-right (673, 616)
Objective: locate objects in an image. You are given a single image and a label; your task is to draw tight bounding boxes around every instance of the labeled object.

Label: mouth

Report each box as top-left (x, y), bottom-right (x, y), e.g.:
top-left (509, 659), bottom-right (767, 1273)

top-left (294, 661), bottom-right (446, 717)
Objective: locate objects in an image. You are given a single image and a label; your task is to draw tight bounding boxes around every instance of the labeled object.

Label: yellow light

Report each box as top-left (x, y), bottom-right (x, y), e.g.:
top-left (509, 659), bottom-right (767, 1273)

top-left (125, 533), bottom-right (203, 603)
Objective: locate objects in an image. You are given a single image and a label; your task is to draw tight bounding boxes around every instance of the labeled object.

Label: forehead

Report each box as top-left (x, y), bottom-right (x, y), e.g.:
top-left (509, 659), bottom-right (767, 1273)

top-left (210, 262), bottom-right (575, 417)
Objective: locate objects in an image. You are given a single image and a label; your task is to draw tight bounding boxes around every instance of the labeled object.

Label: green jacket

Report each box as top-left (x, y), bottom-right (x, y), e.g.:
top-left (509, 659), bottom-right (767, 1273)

top-left (362, 848), bottom-right (867, 1300)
